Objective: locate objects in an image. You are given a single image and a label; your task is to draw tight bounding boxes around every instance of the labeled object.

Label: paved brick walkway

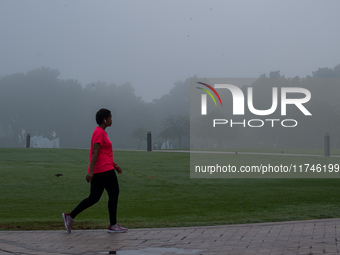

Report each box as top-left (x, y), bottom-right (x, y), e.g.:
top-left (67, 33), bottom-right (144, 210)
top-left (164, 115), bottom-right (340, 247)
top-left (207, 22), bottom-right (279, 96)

top-left (1, 218), bottom-right (340, 255)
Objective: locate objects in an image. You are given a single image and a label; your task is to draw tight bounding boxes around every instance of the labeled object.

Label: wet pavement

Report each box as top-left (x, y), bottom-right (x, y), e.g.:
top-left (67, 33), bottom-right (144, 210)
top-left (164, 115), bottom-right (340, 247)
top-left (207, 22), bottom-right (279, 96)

top-left (1, 218), bottom-right (340, 254)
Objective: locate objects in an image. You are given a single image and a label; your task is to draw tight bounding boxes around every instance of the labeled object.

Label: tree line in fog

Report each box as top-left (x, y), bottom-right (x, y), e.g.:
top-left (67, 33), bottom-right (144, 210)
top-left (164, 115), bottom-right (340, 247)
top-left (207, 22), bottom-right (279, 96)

top-left (0, 67), bottom-right (189, 149)
top-left (0, 64), bottom-right (339, 149)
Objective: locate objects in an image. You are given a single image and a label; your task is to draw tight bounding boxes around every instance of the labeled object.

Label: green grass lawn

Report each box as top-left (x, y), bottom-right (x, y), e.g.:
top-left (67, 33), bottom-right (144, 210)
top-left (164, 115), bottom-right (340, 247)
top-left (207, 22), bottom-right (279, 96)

top-left (0, 148), bottom-right (340, 230)
top-left (191, 148), bottom-right (340, 155)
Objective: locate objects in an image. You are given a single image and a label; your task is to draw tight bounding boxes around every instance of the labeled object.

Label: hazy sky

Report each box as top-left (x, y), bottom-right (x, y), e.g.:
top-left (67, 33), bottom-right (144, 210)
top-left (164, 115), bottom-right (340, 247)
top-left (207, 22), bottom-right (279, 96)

top-left (1, 0), bottom-right (339, 101)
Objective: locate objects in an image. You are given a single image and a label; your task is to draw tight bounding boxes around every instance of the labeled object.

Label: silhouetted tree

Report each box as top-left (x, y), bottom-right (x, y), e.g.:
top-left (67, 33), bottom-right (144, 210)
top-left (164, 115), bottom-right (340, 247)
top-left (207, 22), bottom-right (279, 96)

top-left (132, 127), bottom-right (148, 149)
top-left (159, 114), bottom-right (189, 149)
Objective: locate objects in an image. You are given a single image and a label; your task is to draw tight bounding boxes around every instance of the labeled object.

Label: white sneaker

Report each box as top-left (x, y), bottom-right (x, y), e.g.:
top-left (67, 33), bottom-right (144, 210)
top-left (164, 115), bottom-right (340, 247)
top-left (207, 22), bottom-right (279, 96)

top-left (62, 213), bottom-right (73, 233)
top-left (107, 223), bottom-right (128, 233)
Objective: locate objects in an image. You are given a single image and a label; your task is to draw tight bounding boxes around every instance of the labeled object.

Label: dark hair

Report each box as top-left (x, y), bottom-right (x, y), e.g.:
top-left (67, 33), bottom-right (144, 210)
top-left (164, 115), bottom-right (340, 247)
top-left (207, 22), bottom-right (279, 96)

top-left (96, 108), bottom-right (111, 125)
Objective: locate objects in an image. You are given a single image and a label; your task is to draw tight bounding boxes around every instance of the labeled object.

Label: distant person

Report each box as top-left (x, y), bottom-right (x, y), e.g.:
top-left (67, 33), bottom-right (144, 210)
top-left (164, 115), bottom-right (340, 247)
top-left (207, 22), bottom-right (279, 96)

top-left (62, 108), bottom-right (127, 233)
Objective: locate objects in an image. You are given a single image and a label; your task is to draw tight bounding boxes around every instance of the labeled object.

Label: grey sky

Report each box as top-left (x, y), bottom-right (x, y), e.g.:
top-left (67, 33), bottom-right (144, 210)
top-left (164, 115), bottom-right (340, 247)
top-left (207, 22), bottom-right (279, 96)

top-left (1, 0), bottom-right (339, 101)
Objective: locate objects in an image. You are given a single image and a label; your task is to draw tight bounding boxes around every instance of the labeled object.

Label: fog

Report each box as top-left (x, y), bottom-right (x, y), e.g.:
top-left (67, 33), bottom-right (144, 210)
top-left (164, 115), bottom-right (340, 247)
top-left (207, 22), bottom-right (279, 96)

top-left (1, 1), bottom-right (340, 149)
top-left (1, 0), bottom-right (340, 102)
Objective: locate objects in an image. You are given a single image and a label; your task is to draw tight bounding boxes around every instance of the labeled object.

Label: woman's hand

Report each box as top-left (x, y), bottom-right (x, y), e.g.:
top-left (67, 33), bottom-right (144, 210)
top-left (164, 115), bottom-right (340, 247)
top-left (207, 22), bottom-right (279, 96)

top-left (115, 165), bottom-right (123, 174)
top-left (87, 143), bottom-right (100, 183)
top-left (86, 172), bottom-right (94, 182)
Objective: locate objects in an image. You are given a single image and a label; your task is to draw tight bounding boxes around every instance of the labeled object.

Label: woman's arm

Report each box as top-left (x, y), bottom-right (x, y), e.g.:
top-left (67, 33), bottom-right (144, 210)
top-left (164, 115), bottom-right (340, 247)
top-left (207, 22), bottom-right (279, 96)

top-left (114, 165), bottom-right (123, 174)
top-left (86, 143), bottom-right (101, 182)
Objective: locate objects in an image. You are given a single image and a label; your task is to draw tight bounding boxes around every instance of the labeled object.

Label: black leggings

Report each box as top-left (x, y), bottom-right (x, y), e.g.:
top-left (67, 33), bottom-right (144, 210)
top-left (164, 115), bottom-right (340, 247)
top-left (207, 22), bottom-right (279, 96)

top-left (70, 170), bottom-right (119, 226)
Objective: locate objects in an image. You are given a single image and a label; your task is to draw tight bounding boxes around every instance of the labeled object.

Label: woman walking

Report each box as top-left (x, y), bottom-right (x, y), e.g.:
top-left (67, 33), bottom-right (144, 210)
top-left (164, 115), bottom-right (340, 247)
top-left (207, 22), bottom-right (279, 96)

top-left (62, 108), bottom-right (127, 233)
